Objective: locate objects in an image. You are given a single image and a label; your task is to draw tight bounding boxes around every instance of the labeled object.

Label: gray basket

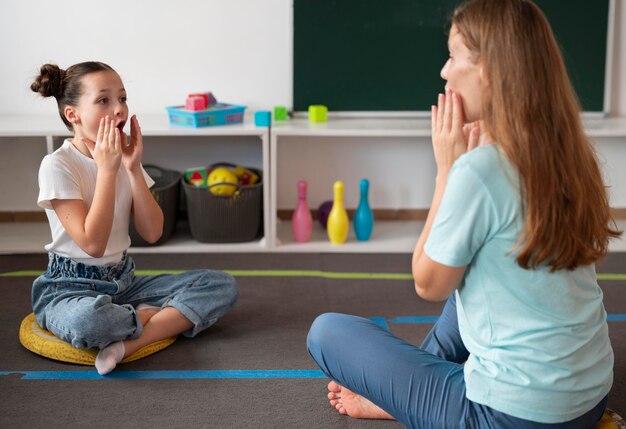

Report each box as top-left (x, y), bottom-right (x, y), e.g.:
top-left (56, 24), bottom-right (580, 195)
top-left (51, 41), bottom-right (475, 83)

top-left (130, 165), bottom-right (182, 246)
top-left (182, 164), bottom-right (263, 243)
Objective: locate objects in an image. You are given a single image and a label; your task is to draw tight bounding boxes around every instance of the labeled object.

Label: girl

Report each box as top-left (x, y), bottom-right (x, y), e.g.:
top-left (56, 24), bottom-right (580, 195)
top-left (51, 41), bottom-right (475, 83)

top-left (30, 61), bottom-right (238, 376)
top-left (307, 0), bottom-right (620, 427)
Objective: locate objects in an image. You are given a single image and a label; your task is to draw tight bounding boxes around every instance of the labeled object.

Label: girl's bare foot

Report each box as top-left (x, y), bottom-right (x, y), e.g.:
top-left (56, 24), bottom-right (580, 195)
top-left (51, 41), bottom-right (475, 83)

top-left (327, 381), bottom-right (395, 420)
top-left (136, 304), bottom-right (160, 326)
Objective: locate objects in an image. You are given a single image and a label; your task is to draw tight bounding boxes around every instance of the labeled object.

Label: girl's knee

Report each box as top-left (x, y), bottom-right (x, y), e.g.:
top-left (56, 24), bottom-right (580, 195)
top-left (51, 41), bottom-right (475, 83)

top-left (200, 269), bottom-right (238, 307)
top-left (48, 296), bottom-right (135, 349)
top-left (221, 272), bottom-right (238, 306)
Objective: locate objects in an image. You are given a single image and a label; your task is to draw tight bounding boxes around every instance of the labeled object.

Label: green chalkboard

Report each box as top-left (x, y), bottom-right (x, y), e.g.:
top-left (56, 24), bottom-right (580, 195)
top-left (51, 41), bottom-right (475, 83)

top-left (293, 0), bottom-right (610, 113)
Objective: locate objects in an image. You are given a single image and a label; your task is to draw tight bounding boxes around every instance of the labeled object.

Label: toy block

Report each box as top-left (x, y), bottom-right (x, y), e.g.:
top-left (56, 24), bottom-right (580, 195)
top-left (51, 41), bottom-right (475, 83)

top-left (186, 95), bottom-right (207, 111)
top-left (188, 92), bottom-right (217, 107)
top-left (255, 110), bottom-right (272, 127)
top-left (273, 106), bottom-right (288, 121)
top-left (308, 105), bottom-right (328, 122)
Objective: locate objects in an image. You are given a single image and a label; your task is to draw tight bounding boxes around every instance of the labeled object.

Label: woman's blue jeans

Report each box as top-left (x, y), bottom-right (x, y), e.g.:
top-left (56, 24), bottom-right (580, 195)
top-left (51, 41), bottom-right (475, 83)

top-left (32, 252), bottom-right (238, 350)
top-left (306, 294), bottom-right (607, 429)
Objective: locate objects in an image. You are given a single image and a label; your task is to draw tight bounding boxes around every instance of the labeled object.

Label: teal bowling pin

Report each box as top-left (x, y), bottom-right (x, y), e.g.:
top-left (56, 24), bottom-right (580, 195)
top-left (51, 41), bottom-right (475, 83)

top-left (327, 181), bottom-right (349, 244)
top-left (354, 179), bottom-right (374, 241)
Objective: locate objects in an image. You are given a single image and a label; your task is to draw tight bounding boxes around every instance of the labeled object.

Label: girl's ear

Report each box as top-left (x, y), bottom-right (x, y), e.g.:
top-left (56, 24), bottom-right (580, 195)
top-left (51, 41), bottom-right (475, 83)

top-left (64, 106), bottom-right (79, 125)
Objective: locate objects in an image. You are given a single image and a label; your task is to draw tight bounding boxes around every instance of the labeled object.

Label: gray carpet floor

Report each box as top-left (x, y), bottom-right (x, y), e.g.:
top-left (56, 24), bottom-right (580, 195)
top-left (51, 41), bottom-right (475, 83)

top-left (0, 252), bottom-right (623, 428)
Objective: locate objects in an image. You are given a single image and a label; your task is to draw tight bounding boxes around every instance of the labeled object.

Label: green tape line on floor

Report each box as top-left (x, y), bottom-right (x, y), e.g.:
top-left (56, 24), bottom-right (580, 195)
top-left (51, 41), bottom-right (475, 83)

top-left (0, 269), bottom-right (413, 280)
top-left (1, 270), bottom-right (625, 281)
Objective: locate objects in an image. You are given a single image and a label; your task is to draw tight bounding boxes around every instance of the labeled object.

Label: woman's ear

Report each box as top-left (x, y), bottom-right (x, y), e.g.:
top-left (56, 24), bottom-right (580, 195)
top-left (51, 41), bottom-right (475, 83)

top-left (64, 106), bottom-right (79, 125)
top-left (479, 64), bottom-right (488, 87)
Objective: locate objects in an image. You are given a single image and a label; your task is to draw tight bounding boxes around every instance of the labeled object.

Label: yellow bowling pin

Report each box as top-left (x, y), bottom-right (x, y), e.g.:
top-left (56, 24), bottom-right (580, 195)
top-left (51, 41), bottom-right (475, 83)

top-left (327, 181), bottom-right (349, 244)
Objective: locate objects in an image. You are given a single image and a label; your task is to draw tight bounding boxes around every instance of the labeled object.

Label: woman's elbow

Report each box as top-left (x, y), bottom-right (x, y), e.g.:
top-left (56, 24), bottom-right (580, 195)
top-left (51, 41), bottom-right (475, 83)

top-left (414, 280), bottom-right (448, 302)
top-left (414, 280), bottom-right (431, 300)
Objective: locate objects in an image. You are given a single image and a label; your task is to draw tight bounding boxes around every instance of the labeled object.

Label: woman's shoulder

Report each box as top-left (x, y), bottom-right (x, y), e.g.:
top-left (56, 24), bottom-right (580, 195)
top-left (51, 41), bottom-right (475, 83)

top-left (454, 144), bottom-right (506, 177)
top-left (459, 143), bottom-right (498, 162)
top-left (452, 144), bottom-right (520, 200)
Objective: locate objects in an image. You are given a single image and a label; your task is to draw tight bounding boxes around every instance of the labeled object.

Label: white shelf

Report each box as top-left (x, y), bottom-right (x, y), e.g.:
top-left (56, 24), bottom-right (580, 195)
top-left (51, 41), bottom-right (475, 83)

top-left (582, 117), bottom-right (626, 137)
top-left (275, 219), bottom-right (422, 253)
top-left (272, 116), bottom-right (626, 138)
top-left (272, 117), bottom-right (433, 137)
top-left (0, 222), bottom-right (266, 255)
top-left (129, 221), bottom-right (267, 254)
top-left (4, 219), bottom-right (626, 255)
top-left (0, 114), bottom-right (267, 137)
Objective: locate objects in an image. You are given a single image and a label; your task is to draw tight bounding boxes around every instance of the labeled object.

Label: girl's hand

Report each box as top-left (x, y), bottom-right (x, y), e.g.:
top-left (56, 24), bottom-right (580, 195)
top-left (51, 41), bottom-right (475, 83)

top-left (121, 115), bottom-right (143, 173)
top-left (82, 116), bottom-right (122, 174)
top-left (431, 90), bottom-right (480, 178)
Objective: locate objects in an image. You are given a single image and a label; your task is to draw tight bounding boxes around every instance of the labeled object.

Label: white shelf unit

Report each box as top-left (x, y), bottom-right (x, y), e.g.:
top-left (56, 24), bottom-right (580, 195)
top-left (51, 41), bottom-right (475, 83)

top-left (270, 118), bottom-right (434, 252)
top-left (0, 114), bottom-right (271, 253)
top-left (269, 116), bottom-right (626, 253)
top-left (2, 115), bottom-right (626, 254)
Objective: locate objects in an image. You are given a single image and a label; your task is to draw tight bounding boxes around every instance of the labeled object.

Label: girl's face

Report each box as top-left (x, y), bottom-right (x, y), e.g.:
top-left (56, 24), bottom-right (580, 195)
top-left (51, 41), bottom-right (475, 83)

top-left (71, 70), bottom-right (128, 141)
top-left (440, 25), bottom-right (483, 123)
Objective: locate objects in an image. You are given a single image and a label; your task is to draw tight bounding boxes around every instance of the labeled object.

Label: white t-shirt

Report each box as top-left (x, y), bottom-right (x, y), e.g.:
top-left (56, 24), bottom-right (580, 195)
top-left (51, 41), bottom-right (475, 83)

top-left (38, 139), bottom-right (154, 265)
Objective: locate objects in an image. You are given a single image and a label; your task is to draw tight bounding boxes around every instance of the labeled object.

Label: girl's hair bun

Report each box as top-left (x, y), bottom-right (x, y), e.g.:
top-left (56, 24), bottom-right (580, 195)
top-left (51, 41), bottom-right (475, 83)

top-left (30, 64), bottom-right (65, 98)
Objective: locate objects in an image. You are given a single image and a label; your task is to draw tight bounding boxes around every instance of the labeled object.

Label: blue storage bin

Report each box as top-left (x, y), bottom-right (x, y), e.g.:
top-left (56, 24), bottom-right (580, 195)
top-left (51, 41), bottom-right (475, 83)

top-left (166, 103), bottom-right (246, 127)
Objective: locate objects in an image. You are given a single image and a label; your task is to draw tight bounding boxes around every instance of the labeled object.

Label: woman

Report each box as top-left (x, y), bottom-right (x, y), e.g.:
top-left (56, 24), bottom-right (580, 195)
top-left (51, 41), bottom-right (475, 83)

top-left (306, 0), bottom-right (620, 427)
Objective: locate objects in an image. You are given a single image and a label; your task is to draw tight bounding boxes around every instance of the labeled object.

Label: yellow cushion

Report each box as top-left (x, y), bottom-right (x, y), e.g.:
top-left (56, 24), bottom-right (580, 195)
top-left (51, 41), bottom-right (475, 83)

top-left (19, 312), bottom-right (176, 365)
top-left (597, 409), bottom-right (626, 429)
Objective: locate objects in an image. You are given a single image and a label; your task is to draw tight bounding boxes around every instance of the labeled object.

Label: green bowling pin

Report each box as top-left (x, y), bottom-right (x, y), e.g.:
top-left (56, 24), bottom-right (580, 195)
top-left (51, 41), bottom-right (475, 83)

top-left (327, 181), bottom-right (349, 244)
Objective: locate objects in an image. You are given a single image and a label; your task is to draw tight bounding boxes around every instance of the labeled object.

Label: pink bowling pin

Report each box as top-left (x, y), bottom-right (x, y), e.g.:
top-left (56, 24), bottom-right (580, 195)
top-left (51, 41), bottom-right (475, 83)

top-left (292, 180), bottom-right (313, 243)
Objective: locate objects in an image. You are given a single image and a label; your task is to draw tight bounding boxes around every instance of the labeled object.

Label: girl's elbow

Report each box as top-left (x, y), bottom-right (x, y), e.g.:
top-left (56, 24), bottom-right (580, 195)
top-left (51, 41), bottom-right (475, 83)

top-left (83, 243), bottom-right (106, 258)
top-left (144, 231), bottom-right (163, 244)
top-left (142, 227), bottom-right (163, 244)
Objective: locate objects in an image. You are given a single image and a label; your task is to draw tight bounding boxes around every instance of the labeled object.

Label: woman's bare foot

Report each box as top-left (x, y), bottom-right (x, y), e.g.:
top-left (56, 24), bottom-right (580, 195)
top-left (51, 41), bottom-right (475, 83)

top-left (327, 381), bottom-right (395, 420)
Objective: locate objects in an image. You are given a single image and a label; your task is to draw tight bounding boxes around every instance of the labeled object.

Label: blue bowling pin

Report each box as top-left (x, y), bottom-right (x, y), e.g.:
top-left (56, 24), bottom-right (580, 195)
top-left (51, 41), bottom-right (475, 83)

top-left (354, 179), bottom-right (374, 241)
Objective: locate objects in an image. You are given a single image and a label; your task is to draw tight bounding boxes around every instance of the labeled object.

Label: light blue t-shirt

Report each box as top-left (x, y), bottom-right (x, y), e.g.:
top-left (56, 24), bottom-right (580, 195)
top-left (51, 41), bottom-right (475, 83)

top-left (424, 144), bottom-right (613, 423)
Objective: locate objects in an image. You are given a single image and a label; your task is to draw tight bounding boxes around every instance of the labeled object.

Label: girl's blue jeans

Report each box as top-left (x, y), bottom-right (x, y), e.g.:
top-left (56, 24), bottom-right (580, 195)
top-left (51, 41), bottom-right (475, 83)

top-left (32, 252), bottom-right (238, 350)
top-left (306, 294), bottom-right (608, 429)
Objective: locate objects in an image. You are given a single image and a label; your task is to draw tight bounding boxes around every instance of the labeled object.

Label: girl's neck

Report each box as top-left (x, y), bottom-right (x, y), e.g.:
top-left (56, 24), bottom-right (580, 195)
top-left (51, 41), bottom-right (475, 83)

top-left (70, 132), bottom-right (93, 159)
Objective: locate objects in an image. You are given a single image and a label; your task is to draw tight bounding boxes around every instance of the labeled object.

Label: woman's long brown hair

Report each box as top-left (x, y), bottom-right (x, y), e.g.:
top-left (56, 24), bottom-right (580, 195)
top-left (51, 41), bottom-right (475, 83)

top-left (452, 0), bottom-right (621, 271)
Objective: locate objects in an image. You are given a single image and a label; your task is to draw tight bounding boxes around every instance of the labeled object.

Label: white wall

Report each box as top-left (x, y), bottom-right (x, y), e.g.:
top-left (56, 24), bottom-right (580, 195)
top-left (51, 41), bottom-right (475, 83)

top-left (0, 0), bottom-right (292, 115)
top-left (1, 0), bottom-right (623, 116)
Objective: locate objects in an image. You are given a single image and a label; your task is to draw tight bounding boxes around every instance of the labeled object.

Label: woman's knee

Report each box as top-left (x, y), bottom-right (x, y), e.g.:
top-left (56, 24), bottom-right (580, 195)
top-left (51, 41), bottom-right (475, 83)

top-left (307, 313), bottom-right (353, 356)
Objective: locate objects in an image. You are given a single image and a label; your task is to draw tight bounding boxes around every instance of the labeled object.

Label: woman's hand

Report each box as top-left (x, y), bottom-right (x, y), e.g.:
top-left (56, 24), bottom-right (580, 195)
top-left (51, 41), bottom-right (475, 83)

top-left (121, 115), bottom-right (144, 173)
top-left (431, 90), bottom-right (480, 178)
top-left (82, 116), bottom-right (122, 175)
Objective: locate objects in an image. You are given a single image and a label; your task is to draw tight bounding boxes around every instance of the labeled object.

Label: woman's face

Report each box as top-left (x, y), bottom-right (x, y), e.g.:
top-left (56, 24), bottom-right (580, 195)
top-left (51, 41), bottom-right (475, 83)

top-left (71, 70), bottom-right (128, 141)
top-left (440, 25), bottom-right (483, 123)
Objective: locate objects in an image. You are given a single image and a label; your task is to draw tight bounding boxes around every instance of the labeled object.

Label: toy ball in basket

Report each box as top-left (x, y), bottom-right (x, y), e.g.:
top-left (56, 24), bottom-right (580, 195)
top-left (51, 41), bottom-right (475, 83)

top-left (182, 163), bottom-right (263, 243)
top-left (184, 165), bottom-right (260, 194)
top-left (167, 91), bottom-right (246, 128)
